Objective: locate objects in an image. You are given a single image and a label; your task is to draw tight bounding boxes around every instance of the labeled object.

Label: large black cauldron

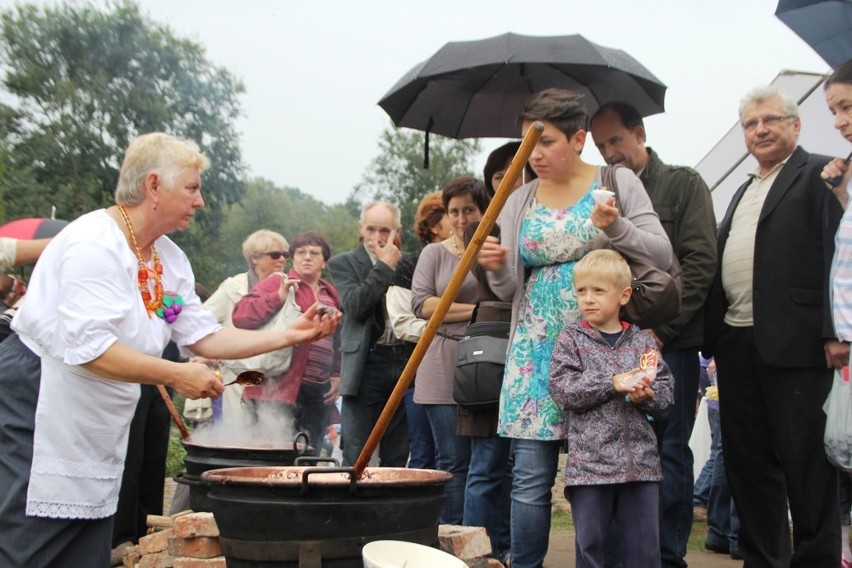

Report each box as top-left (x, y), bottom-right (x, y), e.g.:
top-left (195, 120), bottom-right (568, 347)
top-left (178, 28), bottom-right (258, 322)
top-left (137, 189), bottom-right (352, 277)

top-left (175, 432), bottom-right (311, 512)
top-left (202, 465), bottom-right (452, 568)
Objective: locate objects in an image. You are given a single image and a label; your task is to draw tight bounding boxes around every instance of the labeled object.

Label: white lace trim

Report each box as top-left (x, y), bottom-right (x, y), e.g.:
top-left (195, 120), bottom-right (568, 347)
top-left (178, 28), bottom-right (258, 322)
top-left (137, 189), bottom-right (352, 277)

top-left (26, 499), bottom-right (116, 519)
top-left (31, 456), bottom-right (123, 479)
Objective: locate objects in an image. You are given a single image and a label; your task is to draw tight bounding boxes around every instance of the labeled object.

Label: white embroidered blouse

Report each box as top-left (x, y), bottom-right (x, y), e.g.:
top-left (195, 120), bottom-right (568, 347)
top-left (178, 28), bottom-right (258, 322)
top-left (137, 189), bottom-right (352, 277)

top-left (12, 209), bottom-right (220, 519)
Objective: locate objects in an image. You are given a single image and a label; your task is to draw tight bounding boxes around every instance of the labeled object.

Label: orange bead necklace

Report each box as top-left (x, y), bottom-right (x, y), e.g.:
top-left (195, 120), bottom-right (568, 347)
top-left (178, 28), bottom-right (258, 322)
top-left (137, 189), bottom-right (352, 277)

top-left (117, 205), bottom-right (163, 316)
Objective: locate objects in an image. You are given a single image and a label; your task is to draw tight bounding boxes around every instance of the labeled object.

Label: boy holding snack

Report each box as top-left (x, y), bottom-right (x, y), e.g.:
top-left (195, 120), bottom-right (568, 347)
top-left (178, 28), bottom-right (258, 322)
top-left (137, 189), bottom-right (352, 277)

top-left (549, 249), bottom-right (673, 568)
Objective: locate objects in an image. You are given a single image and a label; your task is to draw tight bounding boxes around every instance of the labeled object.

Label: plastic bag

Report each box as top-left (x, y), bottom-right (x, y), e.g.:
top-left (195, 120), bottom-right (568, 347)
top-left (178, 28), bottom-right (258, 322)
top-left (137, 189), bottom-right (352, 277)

top-left (823, 367), bottom-right (852, 472)
top-left (183, 396), bottom-right (213, 423)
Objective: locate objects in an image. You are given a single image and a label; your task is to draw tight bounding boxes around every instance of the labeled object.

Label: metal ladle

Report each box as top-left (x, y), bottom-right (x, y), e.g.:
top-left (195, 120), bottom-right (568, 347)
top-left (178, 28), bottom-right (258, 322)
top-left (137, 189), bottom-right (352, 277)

top-left (223, 370), bottom-right (266, 387)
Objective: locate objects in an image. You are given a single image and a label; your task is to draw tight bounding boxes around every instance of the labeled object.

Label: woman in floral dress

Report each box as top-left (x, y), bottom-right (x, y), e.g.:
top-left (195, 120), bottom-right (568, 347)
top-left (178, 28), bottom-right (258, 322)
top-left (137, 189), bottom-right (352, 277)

top-left (478, 88), bottom-right (673, 568)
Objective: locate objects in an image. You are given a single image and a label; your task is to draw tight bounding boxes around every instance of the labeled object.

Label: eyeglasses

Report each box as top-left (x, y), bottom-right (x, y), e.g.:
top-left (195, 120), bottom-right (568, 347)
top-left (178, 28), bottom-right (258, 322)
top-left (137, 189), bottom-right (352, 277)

top-left (741, 114), bottom-right (795, 132)
top-left (261, 251), bottom-right (289, 260)
top-left (293, 249), bottom-right (324, 259)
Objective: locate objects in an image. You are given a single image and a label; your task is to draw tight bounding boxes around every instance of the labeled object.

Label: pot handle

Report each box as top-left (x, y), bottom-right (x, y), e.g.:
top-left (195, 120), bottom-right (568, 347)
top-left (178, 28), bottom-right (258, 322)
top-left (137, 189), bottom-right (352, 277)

top-left (294, 456), bottom-right (341, 467)
top-left (294, 431), bottom-right (310, 455)
top-left (300, 467), bottom-right (358, 496)
top-left (173, 472), bottom-right (205, 487)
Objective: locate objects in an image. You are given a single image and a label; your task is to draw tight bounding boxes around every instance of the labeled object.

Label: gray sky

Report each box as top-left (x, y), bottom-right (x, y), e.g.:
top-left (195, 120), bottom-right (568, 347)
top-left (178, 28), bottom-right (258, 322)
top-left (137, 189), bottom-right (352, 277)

top-left (2, 0), bottom-right (833, 204)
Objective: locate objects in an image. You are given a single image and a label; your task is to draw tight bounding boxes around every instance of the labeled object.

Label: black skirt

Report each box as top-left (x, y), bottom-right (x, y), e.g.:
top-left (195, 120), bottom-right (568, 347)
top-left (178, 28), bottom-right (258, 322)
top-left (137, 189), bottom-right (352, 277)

top-left (0, 335), bottom-right (113, 567)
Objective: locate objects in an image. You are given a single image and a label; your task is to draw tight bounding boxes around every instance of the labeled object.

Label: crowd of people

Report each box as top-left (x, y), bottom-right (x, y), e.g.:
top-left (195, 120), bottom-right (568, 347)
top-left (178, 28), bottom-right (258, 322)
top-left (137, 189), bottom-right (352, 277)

top-left (0, 57), bottom-right (850, 568)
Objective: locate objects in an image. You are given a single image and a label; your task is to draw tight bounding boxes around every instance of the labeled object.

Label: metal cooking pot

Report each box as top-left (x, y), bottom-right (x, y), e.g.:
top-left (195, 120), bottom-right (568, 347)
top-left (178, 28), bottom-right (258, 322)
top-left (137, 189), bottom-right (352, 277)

top-left (175, 432), bottom-right (311, 512)
top-left (202, 465), bottom-right (453, 568)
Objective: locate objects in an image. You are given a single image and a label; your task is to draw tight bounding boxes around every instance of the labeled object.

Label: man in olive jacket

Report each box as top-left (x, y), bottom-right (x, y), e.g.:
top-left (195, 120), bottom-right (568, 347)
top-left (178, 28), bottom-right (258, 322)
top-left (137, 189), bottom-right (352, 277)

top-left (591, 102), bottom-right (718, 568)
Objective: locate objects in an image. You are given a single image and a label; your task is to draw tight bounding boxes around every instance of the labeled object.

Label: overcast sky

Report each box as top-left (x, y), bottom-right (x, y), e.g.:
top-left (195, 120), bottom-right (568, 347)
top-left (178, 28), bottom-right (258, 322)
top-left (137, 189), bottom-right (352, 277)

top-left (1, 0), bottom-right (833, 204)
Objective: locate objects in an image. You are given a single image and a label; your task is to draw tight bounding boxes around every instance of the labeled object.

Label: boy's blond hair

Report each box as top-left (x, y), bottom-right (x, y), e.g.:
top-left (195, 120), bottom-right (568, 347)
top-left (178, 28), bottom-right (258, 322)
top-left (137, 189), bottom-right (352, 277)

top-left (573, 249), bottom-right (632, 290)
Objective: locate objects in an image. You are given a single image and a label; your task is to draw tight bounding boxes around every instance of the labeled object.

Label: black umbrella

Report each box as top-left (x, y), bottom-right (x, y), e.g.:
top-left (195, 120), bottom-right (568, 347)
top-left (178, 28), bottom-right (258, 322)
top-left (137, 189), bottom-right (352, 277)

top-left (378, 32), bottom-right (667, 141)
top-left (776, 0), bottom-right (852, 69)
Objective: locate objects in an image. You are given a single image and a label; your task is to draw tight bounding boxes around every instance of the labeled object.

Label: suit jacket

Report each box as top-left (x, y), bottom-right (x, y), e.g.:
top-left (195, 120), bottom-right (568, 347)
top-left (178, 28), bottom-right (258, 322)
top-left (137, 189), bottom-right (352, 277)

top-left (327, 244), bottom-right (396, 396)
top-left (702, 146), bottom-right (842, 368)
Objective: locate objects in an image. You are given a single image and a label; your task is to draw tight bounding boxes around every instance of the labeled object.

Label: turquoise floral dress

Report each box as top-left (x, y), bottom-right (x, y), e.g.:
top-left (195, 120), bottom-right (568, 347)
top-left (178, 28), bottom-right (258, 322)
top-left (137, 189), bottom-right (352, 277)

top-left (497, 183), bottom-right (609, 440)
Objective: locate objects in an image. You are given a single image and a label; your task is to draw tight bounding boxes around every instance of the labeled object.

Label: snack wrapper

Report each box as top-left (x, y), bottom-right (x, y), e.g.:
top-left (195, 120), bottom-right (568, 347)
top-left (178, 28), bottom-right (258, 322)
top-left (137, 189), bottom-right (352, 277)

top-left (583, 188), bottom-right (616, 228)
top-left (619, 349), bottom-right (659, 389)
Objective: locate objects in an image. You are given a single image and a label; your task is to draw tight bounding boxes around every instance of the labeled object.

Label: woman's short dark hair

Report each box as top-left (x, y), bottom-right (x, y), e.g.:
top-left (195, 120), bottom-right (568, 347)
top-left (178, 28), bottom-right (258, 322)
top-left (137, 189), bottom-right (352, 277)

top-left (825, 58), bottom-right (852, 89)
top-left (518, 88), bottom-right (589, 139)
top-left (482, 141), bottom-right (537, 197)
top-left (413, 191), bottom-right (445, 245)
top-left (441, 175), bottom-right (489, 214)
top-left (290, 231), bottom-right (331, 261)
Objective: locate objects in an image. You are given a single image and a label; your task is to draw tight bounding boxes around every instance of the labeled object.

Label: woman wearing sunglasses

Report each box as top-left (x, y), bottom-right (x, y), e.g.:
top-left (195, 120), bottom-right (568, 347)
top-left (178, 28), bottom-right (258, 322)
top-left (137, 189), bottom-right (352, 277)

top-left (200, 229), bottom-right (290, 422)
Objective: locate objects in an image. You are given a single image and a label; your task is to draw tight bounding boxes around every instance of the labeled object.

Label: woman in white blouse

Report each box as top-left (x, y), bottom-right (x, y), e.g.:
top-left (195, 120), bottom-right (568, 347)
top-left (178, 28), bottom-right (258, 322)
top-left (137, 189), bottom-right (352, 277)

top-left (0, 133), bottom-right (338, 567)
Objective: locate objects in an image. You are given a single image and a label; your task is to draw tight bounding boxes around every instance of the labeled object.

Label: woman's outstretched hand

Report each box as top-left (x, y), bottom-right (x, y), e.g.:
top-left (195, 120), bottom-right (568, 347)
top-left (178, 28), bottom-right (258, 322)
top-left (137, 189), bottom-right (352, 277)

top-left (287, 302), bottom-right (341, 344)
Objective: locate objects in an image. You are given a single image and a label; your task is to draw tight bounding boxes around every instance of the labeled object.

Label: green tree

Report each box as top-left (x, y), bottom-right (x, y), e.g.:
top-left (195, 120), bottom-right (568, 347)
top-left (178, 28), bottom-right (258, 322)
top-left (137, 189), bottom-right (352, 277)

top-left (353, 126), bottom-right (481, 249)
top-left (0, 1), bottom-right (245, 284)
top-left (197, 177), bottom-right (360, 290)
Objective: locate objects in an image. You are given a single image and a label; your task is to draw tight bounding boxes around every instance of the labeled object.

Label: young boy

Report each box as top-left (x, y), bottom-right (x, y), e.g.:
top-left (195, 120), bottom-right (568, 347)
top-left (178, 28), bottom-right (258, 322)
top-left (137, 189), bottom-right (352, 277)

top-left (549, 249), bottom-right (673, 568)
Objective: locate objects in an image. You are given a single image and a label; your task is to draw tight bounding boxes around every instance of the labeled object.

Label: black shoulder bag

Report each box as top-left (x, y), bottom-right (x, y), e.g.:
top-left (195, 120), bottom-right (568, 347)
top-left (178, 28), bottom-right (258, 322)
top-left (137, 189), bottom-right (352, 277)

top-left (453, 301), bottom-right (511, 408)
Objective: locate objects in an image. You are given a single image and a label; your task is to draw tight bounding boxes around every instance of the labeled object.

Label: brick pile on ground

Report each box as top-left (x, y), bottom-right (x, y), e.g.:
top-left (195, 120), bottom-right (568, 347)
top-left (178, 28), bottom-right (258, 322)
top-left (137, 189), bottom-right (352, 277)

top-left (125, 512), bottom-right (225, 567)
top-left (438, 525), bottom-right (505, 567)
top-left (124, 513), bottom-right (501, 567)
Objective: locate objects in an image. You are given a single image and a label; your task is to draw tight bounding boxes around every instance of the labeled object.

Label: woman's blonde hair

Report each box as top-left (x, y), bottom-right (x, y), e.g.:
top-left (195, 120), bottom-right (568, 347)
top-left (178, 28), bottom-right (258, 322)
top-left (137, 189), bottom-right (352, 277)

top-left (573, 249), bottom-right (632, 290)
top-left (242, 229), bottom-right (289, 267)
top-left (115, 132), bottom-right (210, 206)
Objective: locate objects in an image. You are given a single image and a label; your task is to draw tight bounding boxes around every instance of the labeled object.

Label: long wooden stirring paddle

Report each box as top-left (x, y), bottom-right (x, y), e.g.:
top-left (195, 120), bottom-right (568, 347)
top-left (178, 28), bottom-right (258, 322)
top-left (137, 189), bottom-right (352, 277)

top-left (157, 384), bottom-right (190, 439)
top-left (353, 121), bottom-right (544, 476)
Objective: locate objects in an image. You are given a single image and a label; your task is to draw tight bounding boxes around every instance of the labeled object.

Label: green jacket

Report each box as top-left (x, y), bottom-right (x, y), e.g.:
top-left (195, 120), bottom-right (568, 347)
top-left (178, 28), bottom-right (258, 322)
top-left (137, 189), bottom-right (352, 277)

top-left (639, 148), bottom-right (718, 350)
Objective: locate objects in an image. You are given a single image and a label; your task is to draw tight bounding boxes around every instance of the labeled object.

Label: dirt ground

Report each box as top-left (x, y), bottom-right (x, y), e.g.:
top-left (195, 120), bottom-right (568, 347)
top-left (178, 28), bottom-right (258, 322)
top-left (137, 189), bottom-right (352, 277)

top-left (545, 454), bottom-right (742, 567)
top-left (543, 528), bottom-right (743, 568)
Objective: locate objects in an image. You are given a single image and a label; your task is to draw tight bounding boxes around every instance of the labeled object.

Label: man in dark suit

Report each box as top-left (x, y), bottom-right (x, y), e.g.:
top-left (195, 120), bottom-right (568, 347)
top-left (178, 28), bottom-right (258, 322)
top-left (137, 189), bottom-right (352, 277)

top-left (328, 201), bottom-right (412, 467)
top-left (703, 85), bottom-right (847, 566)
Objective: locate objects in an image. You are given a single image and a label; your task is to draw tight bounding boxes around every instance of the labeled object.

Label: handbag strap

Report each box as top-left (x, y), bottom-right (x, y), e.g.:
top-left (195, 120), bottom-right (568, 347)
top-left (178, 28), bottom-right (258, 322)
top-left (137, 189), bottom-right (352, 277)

top-left (601, 165), bottom-right (624, 216)
top-left (470, 300), bottom-right (512, 324)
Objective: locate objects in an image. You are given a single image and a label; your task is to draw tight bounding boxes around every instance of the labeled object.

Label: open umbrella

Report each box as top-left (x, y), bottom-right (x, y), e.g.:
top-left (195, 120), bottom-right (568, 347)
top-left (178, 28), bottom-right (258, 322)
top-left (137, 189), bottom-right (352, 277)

top-left (0, 218), bottom-right (69, 239)
top-left (378, 32), bottom-right (667, 140)
top-left (776, 0), bottom-right (852, 69)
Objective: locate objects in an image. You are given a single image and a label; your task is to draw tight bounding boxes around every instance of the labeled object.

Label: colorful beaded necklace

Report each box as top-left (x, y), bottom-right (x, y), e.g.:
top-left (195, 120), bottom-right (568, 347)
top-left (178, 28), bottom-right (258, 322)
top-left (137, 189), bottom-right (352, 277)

top-left (117, 205), bottom-right (164, 316)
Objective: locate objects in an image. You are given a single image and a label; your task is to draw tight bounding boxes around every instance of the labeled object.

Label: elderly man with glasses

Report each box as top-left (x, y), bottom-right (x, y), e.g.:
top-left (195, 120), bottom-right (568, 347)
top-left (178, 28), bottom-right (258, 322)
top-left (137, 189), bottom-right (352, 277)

top-left (702, 85), bottom-right (846, 567)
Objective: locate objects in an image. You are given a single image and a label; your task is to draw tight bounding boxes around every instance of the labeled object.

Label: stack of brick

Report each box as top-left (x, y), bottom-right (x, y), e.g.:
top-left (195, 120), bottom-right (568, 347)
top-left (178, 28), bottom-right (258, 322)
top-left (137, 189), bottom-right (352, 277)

top-left (438, 525), bottom-right (504, 567)
top-left (130, 512), bottom-right (225, 568)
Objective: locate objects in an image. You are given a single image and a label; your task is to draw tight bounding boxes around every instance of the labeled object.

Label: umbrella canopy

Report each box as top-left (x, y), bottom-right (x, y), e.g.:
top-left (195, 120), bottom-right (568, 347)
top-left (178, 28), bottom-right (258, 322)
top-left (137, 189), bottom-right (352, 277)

top-left (776, 0), bottom-right (852, 69)
top-left (378, 32), bottom-right (667, 139)
top-left (0, 218), bottom-right (69, 239)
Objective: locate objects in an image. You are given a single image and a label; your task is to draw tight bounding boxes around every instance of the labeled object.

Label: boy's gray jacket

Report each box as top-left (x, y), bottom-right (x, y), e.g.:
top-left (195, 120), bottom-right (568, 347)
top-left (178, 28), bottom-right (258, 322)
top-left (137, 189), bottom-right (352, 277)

top-left (549, 321), bottom-right (674, 486)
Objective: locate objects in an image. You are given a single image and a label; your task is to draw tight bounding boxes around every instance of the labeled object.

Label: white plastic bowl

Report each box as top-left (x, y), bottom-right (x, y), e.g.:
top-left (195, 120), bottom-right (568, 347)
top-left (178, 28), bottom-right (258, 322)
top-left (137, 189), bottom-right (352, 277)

top-left (362, 540), bottom-right (466, 568)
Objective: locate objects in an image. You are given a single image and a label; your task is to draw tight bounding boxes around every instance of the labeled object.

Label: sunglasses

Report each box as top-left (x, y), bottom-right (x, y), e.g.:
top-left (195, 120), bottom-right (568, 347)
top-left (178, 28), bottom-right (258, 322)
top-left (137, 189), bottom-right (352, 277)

top-left (261, 251), bottom-right (289, 260)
